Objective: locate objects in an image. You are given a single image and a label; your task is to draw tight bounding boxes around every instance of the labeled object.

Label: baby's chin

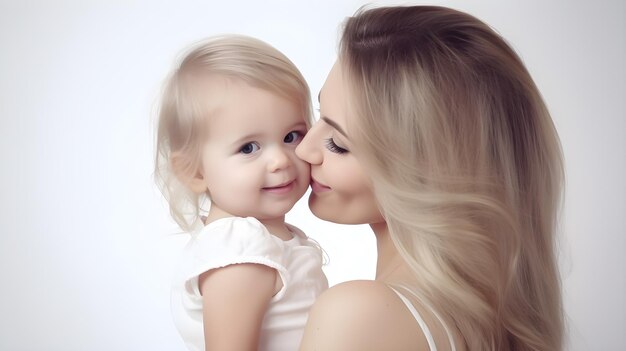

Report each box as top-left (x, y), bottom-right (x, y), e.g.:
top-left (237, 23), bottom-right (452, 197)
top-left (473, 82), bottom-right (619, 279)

top-left (256, 201), bottom-right (300, 220)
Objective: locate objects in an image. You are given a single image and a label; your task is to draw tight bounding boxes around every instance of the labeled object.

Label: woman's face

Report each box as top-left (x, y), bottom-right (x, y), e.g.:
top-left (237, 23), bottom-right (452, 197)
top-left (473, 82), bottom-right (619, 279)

top-left (295, 61), bottom-right (384, 225)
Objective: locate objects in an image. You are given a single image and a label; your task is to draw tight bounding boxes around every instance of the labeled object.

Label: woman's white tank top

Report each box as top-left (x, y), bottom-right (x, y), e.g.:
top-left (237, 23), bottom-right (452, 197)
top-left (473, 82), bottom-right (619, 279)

top-left (388, 285), bottom-right (457, 351)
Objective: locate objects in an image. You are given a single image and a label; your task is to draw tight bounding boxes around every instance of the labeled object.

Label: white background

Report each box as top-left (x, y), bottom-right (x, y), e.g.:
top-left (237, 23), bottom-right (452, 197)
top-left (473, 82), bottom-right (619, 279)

top-left (0, 0), bottom-right (623, 350)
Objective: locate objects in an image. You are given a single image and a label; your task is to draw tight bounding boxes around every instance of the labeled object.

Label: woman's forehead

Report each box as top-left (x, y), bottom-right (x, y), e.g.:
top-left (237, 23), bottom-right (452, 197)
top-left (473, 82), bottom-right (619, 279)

top-left (319, 61), bottom-right (350, 132)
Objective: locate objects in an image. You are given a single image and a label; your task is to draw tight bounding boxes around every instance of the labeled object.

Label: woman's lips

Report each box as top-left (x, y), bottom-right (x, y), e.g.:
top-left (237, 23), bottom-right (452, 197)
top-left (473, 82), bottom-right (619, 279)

top-left (310, 178), bottom-right (331, 193)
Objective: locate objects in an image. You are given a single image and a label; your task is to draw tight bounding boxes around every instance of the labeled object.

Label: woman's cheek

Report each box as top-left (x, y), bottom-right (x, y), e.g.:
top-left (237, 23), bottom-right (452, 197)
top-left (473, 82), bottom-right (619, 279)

top-left (331, 156), bottom-right (384, 224)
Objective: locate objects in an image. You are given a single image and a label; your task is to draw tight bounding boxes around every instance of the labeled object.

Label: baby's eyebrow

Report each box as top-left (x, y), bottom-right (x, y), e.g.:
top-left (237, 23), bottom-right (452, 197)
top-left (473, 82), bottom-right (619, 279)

top-left (231, 133), bottom-right (262, 146)
top-left (289, 121), bottom-right (308, 129)
top-left (321, 117), bottom-right (348, 138)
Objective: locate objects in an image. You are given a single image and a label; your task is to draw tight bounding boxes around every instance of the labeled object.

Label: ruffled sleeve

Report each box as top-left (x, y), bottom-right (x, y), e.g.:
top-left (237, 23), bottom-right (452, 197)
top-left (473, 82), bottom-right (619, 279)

top-left (183, 217), bottom-right (290, 301)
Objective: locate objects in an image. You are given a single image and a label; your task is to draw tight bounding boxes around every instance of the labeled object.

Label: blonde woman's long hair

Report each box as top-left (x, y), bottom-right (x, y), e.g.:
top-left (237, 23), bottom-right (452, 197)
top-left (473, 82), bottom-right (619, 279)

top-left (340, 6), bottom-right (564, 350)
top-left (154, 35), bottom-right (312, 232)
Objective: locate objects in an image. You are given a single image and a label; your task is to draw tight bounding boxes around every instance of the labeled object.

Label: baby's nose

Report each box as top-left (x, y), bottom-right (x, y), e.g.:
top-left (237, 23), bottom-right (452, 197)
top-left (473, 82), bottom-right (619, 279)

top-left (268, 148), bottom-right (291, 172)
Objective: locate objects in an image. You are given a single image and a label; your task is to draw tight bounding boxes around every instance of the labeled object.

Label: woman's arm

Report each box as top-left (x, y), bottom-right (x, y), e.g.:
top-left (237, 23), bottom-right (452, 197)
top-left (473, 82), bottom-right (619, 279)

top-left (199, 263), bottom-right (277, 351)
top-left (299, 280), bottom-right (431, 351)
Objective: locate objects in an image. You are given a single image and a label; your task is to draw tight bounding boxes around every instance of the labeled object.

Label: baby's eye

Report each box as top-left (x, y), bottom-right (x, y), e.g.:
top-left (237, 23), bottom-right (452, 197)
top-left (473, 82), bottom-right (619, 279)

top-left (284, 131), bottom-right (303, 144)
top-left (239, 142), bottom-right (260, 154)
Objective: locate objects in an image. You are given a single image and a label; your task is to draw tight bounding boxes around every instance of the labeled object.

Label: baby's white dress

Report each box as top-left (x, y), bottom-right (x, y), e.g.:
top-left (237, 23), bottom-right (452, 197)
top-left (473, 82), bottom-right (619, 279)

top-left (171, 216), bottom-right (328, 351)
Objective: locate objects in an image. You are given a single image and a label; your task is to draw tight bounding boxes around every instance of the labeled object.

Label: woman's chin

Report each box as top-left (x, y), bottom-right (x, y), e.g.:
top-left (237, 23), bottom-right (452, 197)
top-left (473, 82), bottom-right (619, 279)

top-left (308, 193), bottom-right (383, 225)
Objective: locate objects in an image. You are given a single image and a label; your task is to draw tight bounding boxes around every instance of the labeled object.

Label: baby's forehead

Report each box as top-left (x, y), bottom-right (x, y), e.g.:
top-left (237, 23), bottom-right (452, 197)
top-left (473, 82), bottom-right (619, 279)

top-left (191, 77), bottom-right (306, 142)
top-left (187, 75), bottom-right (254, 125)
top-left (189, 74), bottom-right (282, 113)
top-left (187, 73), bottom-right (242, 103)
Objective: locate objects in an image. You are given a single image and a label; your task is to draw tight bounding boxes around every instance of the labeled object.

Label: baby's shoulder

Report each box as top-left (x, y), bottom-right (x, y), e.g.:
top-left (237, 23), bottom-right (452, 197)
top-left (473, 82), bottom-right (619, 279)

top-left (191, 216), bottom-right (284, 255)
top-left (196, 216), bottom-right (269, 239)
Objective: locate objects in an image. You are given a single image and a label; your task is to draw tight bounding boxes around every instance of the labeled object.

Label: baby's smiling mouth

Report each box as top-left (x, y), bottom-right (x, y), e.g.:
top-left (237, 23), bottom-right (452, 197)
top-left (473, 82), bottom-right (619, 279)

top-left (262, 180), bottom-right (296, 193)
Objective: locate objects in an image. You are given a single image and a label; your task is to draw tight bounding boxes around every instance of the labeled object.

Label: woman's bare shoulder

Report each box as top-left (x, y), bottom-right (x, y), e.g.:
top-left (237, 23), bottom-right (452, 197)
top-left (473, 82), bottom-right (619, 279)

top-left (299, 280), bottom-right (431, 351)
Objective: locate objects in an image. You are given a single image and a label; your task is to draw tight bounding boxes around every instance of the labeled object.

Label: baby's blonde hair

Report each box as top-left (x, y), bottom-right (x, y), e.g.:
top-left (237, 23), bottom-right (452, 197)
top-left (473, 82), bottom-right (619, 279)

top-left (154, 35), bottom-right (312, 232)
top-left (341, 6), bottom-right (564, 350)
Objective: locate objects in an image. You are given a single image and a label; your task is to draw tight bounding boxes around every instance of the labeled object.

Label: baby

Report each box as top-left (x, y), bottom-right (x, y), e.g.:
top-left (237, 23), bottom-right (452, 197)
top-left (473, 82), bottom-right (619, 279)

top-left (154, 35), bottom-right (328, 351)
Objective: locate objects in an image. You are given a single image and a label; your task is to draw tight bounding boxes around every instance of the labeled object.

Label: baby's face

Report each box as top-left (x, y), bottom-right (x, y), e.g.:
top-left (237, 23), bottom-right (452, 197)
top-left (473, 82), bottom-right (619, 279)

top-left (198, 77), bottom-right (310, 220)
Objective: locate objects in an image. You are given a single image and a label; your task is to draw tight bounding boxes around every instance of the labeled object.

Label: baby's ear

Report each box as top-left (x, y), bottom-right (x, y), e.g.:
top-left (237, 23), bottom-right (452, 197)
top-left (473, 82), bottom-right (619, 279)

top-left (170, 151), bottom-right (207, 194)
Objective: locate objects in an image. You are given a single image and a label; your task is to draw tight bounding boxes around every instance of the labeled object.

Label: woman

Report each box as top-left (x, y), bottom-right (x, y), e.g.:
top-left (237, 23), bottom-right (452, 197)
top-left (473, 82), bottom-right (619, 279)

top-left (296, 5), bottom-right (564, 351)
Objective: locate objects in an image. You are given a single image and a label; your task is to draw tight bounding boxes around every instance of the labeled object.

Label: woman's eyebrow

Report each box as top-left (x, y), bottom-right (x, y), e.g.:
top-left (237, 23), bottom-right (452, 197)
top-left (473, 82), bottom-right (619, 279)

top-left (318, 91), bottom-right (349, 138)
top-left (321, 117), bottom-right (348, 138)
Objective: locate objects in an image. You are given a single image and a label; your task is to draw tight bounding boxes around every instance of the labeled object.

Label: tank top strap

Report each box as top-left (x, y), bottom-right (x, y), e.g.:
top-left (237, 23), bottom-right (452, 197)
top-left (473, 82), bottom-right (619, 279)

top-left (389, 286), bottom-right (438, 351)
top-left (388, 285), bottom-right (457, 351)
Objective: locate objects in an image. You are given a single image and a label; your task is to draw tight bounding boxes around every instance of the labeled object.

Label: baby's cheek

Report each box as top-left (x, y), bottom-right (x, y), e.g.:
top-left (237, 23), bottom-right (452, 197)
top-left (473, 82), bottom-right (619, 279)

top-left (299, 160), bottom-right (311, 178)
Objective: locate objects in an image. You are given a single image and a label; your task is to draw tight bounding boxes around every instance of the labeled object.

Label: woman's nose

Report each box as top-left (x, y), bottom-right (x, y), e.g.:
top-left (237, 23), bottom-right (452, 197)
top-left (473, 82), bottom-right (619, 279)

top-left (296, 121), bottom-right (323, 165)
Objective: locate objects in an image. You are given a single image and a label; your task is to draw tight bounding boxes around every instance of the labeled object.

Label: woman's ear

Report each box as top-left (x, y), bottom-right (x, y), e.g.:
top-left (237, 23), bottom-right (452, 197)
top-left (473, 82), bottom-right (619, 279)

top-left (170, 151), bottom-right (207, 194)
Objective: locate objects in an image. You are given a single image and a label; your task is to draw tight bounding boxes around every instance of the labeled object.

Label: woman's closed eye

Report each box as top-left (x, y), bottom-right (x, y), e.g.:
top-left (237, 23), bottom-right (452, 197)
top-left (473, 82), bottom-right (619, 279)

top-left (325, 138), bottom-right (348, 154)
